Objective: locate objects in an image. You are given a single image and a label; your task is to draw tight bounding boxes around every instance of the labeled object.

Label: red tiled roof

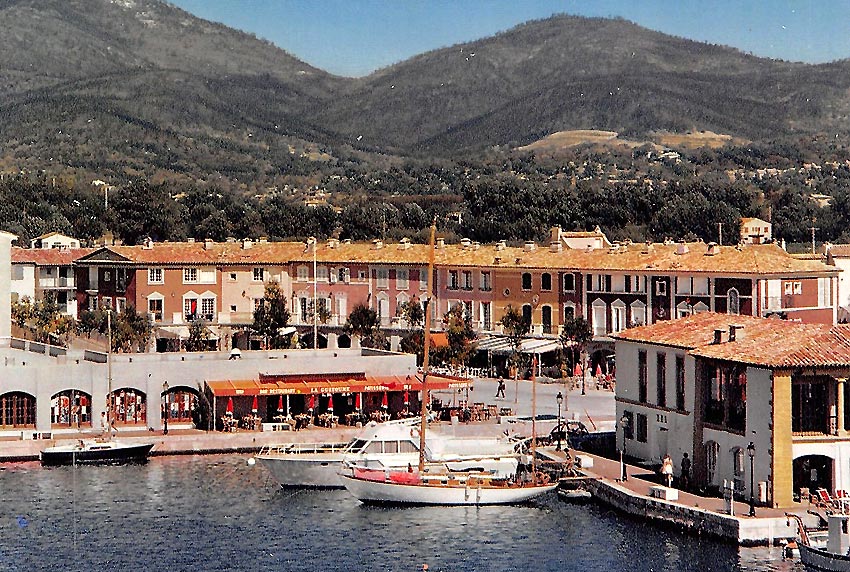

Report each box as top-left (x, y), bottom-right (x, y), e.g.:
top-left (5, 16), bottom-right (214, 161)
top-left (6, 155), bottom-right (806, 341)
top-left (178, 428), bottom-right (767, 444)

top-left (12, 247), bottom-right (94, 265)
top-left (612, 312), bottom-right (850, 369)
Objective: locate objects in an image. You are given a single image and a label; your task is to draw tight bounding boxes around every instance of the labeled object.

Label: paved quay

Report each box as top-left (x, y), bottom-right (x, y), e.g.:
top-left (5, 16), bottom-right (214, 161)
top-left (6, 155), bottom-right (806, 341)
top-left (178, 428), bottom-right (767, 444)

top-left (575, 451), bottom-right (808, 546)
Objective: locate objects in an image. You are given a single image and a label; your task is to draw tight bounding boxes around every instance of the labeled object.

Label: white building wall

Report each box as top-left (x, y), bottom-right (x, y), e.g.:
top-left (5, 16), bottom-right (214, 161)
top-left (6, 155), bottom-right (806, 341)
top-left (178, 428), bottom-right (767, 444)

top-left (11, 264), bottom-right (35, 302)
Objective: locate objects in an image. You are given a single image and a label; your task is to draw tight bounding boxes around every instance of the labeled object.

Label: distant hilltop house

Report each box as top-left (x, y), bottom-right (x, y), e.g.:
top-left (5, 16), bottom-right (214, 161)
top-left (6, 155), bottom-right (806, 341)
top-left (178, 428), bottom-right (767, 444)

top-left (739, 217), bottom-right (771, 244)
top-left (30, 232), bottom-right (80, 250)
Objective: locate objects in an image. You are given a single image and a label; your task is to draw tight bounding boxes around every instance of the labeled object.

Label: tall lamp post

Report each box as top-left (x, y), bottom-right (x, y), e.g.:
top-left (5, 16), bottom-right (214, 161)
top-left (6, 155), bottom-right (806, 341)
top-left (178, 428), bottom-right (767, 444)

top-left (747, 441), bottom-right (756, 517)
top-left (556, 391), bottom-right (564, 451)
top-left (309, 237), bottom-right (318, 349)
top-left (620, 414), bottom-right (629, 481)
top-left (162, 381), bottom-right (169, 435)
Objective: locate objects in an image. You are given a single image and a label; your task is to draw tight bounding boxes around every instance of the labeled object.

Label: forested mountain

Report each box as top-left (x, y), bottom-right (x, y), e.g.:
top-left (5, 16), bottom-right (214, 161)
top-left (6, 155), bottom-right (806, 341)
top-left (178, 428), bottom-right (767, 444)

top-left (4, 0), bottom-right (850, 251)
top-left (3, 0), bottom-right (850, 184)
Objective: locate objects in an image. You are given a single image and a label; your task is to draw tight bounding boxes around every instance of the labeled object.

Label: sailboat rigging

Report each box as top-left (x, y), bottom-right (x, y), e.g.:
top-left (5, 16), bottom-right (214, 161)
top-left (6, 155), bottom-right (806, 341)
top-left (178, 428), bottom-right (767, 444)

top-left (340, 221), bottom-right (558, 505)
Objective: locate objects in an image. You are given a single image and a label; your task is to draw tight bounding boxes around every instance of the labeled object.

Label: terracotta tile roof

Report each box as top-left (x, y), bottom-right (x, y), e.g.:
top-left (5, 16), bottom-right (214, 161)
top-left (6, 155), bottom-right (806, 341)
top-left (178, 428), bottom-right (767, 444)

top-left (828, 244), bottom-right (850, 257)
top-left (12, 247), bottom-right (94, 265)
top-left (612, 312), bottom-right (850, 368)
top-left (80, 242), bottom-right (306, 266)
top-left (68, 239), bottom-right (837, 277)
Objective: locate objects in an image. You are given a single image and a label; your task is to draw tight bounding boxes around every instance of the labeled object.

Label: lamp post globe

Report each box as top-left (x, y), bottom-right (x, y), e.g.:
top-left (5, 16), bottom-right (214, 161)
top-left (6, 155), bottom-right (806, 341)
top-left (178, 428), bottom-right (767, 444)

top-left (747, 441), bottom-right (756, 517)
top-left (162, 381), bottom-right (170, 435)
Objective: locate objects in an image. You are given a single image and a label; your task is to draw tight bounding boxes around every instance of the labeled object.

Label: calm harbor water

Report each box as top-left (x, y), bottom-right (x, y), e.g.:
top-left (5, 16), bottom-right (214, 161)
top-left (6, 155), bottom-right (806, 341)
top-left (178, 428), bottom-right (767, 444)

top-left (0, 455), bottom-right (801, 572)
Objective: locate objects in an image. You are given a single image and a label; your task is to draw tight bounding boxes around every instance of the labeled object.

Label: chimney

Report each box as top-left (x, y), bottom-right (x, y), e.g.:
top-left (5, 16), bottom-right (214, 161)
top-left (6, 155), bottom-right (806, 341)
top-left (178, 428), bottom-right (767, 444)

top-left (187, 237), bottom-right (195, 243)
top-left (642, 241), bottom-right (654, 254)
top-left (523, 241), bottom-right (536, 252)
top-left (142, 237), bottom-right (153, 250)
top-left (495, 240), bottom-right (506, 251)
top-left (472, 242), bottom-right (480, 250)
top-left (399, 237), bottom-right (411, 249)
top-left (676, 241), bottom-right (689, 255)
top-left (342, 238), bottom-right (352, 245)
top-left (372, 239), bottom-right (383, 250)
top-left (327, 238), bottom-right (339, 249)
top-left (436, 238), bottom-right (446, 249)
top-left (242, 238), bottom-right (252, 250)
top-left (713, 329), bottom-right (723, 344)
top-left (258, 236), bottom-right (268, 244)
top-left (204, 238), bottom-right (214, 250)
top-left (494, 256), bottom-right (502, 265)
top-left (729, 324), bottom-right (741, 342)
top-left (706, 242), bottom-right (720, 256)
top-left (549, 241), bottom-right (563, 253)
top-left (549, 226), bottom-right (562, 244)
top-left (460, 238), bottom-right (471, 249)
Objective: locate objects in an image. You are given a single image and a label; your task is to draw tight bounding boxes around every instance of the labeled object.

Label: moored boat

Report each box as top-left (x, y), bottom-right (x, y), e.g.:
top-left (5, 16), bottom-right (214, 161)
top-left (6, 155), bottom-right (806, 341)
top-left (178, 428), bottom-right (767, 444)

top-left (788, 512), bottom-right (848, 571)
top-left (255, 419), bottom-right (522, 488)
top-left (340, 466), bottom-right (558, 505)
top-left (40, 439), bottom-right (154, 466)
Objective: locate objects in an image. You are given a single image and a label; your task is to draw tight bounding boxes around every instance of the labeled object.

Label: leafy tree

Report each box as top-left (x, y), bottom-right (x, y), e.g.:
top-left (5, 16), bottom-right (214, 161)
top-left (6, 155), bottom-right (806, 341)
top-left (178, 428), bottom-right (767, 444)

top-left (251, 281), bottom-right (292, 349)
top-left (12, 294), bottom-right (74, 344)
top-left (111, 180), bottom-right (187, 244)
top-left (432, 304), bottom-right (477, 368)
top-left (560, 316), bottom-right (592, 379)
top-left (76, 306), bottom-right (152, 352)
top-left (184, 319), bottom-right (210, 352)
top-left (500, 305), bottom-right (530, 378)
top-left (344, 304), bottom-right (388, 349)
top-left (398, 300), bottom-right (424, 328)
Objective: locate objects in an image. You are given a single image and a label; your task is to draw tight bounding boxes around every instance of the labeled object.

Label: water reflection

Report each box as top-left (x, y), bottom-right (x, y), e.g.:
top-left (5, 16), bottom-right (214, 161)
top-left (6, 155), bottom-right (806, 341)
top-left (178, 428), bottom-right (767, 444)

top-left (0, 457), bottom-right (804, 572)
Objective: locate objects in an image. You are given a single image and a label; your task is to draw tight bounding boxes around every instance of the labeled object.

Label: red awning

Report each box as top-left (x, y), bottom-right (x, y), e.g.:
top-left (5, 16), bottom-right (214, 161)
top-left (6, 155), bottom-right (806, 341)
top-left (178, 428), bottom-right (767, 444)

top-left (206, 373), bottom-right (470, 397)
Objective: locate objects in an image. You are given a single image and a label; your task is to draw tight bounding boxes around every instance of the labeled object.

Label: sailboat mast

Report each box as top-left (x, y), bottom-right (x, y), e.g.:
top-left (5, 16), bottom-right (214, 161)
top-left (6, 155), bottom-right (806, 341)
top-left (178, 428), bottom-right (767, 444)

top-left (418, 220), bottom-right (437, 473)
top-left (531, 354), bottom-right (537, 483)
top-left (107, 310), bottom-right (113, 433)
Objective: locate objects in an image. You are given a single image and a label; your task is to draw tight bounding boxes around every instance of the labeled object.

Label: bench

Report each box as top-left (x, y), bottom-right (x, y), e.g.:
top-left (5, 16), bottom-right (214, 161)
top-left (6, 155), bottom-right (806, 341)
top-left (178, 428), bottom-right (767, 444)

top-left (649, 485), bottom-right (678, 501)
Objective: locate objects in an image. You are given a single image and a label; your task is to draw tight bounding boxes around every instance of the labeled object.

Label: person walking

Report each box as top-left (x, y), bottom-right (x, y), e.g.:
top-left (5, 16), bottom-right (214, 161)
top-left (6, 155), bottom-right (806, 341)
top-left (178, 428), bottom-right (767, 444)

top-left (680, 452), bottom-right (691, 490)
top-left (496, 378), bottom-right (506, 399)
top-left (661, 454), bottom-right (674, 488)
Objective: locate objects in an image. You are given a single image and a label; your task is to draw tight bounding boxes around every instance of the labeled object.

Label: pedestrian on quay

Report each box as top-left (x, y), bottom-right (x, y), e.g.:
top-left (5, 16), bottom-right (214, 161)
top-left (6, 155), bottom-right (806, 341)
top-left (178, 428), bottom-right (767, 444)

top-left (680, 452), bottom-right (691, 490)
top-left (661, 453), bottom-right (674, 488)
top-left (496, 378), bottom-right (506, 398)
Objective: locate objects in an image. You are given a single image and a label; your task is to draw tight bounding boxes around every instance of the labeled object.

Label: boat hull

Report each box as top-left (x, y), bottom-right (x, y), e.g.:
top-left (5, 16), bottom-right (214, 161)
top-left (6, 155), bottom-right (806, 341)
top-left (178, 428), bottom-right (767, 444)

top-left (256, 454), bottom-right (346, 488)
top-left (40, 442), bottom-right (154, 467)
top-left (340, 473), bottom-right (558, 506)
top-left (800, 542), bottom-right (850, 572)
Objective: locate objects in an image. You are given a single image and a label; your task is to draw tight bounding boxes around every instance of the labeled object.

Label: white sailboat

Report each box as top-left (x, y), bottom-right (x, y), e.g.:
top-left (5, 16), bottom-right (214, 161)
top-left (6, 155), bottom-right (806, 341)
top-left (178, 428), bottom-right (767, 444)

top-left (340, 222), bottom-right (558, 505)
top-left (41, 311), bottom-right (153, 466)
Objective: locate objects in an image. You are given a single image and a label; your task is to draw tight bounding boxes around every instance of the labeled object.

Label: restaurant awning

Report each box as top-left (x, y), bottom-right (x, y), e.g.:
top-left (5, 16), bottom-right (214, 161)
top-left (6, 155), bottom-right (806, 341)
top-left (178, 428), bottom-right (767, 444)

top-left (476, 336), bottom-right (562, 355)
top-left (205, 372), bottom-right (470, 397)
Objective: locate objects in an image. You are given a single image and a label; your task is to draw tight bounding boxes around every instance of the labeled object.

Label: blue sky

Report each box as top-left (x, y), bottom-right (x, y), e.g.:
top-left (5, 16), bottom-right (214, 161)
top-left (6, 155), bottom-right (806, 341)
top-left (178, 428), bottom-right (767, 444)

top-left (170, 0), bottom-right (850, 77)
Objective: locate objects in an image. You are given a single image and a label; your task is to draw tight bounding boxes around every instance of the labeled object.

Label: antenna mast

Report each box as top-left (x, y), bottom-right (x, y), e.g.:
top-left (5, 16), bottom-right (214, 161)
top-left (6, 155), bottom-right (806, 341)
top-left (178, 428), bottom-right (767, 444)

top-left (418, 219), bottom-right (437, 473)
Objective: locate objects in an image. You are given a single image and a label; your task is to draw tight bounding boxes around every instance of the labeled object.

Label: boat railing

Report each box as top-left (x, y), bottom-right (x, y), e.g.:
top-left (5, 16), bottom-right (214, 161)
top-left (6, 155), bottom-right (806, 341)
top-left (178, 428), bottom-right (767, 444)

top-left (258, 442), bottom-right (353, 456)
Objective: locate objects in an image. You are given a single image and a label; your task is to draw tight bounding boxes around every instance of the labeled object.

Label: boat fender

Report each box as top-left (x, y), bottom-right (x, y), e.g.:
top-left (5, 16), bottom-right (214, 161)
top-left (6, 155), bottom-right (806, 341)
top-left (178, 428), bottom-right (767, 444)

top-left (537, 472), bottom-right (550, 485)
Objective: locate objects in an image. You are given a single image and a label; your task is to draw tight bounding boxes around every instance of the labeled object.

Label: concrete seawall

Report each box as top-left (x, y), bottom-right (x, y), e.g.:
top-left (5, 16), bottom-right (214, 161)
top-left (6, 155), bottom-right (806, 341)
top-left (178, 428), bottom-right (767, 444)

top-left (577, 452), bottom-right (806, 546)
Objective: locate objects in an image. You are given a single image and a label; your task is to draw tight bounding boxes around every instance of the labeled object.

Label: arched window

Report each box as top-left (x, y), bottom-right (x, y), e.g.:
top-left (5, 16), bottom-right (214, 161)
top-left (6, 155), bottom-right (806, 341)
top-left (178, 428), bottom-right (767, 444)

top-left (564, 303), bottom-right (576, 322)
top-left (541, 273), bottom-right (552, 291)
top-left (522, 273), bottom-right (532, 290)
top-left (630, 300), bottom-right (646, 327)
top-left (591, 299), bottom-right (607, 337)
top-left (541, 305), bottom-right (552, 334)
top-left (611, 299), bottom-right (626, 333)
top-left (727, 288), bottom-right (740, 315)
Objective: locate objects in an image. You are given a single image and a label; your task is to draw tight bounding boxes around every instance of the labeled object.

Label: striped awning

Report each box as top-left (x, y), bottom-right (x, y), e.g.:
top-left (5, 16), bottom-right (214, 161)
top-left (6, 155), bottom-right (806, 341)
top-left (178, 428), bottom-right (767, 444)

top-left (205, 373), bottom-right (470, 397)
top-left (476, 336), bottom-right (563, 355)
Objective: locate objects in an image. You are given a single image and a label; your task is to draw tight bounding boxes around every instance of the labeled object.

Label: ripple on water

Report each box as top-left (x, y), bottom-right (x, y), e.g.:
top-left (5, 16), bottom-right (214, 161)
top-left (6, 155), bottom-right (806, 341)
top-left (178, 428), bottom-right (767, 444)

top-left (0, 456), bottom-right (804, 572)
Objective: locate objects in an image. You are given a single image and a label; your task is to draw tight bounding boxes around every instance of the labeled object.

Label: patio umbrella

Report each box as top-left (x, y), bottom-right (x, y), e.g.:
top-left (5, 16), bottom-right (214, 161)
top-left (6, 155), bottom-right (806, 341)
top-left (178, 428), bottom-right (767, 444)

top-left (355, 392), bottom-right (362, 411)
top-left (226, 397), bottom-right (233, 415)
top-left (308, 394), bottom-right (316, 411)
top-left (277, 395), bottom-right (284, 412)
top-left (381, 392), bottom-right (388, 409)
top-left (595, 364), bottom-right (602, 377)
top-left (251, 395), bottom-right (258, 413)
top-left (573, 363), bottom-right (583, 377)
top-left (327, 396), bottom-right (334, 412)
top-left (403, 390), bottom-right (409, 406)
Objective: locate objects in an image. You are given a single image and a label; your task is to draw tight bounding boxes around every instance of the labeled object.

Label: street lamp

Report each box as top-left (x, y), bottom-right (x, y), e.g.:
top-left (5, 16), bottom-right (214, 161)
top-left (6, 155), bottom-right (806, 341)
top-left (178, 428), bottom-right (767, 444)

top-left (619, 414), bottom-right (630, 481)
top-left (556, 391), bottom-right (564, 451)
top-left (162, 381), bottom-right (169, 435)
top-left (747, 441), bottom-right (756, 517)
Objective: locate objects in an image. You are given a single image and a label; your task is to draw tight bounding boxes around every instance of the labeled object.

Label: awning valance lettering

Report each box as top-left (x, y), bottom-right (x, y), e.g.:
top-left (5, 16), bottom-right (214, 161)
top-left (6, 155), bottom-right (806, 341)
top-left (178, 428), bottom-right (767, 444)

top-left (205, 373), bottom-right (470, 397)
